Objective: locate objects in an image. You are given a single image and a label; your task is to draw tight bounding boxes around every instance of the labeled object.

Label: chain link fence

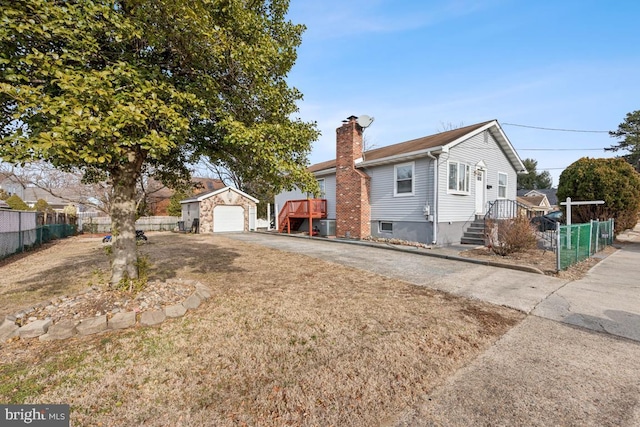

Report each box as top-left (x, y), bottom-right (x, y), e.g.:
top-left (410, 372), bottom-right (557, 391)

top-left (557, 219), bottom-right (615, 270)
top-left (0, 210), bottom-right (77, 260)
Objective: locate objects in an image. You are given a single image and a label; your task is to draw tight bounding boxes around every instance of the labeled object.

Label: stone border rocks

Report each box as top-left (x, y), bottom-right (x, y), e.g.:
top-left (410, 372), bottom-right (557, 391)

top-left (0, 280), bottom-right (212, 343)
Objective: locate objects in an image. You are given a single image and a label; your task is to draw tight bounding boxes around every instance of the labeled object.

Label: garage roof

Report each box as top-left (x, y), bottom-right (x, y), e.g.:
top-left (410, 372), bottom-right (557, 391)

top-left (180, 186), bottom-right (259, 204)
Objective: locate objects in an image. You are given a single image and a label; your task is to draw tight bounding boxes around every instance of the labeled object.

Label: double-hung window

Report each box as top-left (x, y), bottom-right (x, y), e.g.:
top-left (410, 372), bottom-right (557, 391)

top-left (448, 161), bottom-right (470, 194)
top-left (317, 178), bottom-right (326, 198)
top-left (394, 162), bottom-right (414, 196)
top-left (498, 172), bottom-right (507, 198)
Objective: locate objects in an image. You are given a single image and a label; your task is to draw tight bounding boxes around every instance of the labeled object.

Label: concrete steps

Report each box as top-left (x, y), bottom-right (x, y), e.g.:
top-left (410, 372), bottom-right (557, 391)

top-left (461, 218), bottom-right (486, 246)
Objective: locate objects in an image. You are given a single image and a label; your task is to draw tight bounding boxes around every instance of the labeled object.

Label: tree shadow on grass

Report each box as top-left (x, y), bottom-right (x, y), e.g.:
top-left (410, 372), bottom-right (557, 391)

top-left (140, 235), bottom-right (245, 281)
top-left (0, 233), bottom-right (244, 316)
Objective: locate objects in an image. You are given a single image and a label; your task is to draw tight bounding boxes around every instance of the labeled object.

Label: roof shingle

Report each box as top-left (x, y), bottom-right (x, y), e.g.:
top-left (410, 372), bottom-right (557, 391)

top-left (308, 120), bottom-right (493, 172)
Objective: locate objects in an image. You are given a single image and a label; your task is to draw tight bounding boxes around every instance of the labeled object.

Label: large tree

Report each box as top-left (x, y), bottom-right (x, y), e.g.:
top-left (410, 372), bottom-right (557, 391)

top-left (557, 157), bottom-right (640, 233)
top-left (0, 0), bottom-right (319, 286)
top-left (608, 110), bottom-right (640, 172)
top-left (517, 158), bottom-right (553, 190)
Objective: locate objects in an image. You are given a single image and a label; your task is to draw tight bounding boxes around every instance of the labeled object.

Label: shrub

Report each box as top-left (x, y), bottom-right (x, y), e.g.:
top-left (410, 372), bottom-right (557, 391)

top-left (33, 198), bottom-right (53, 212)
top-left (5, 194), bottom-right (30, 210)
top-left (557, 157), bottom-right (640, 233)
top-left (485, 216), bottom-right (538, 256)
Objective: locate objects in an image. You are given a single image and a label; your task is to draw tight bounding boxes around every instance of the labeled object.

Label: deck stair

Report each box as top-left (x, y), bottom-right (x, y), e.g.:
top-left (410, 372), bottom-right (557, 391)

top-left (278, 199), bottom-right (327, 234)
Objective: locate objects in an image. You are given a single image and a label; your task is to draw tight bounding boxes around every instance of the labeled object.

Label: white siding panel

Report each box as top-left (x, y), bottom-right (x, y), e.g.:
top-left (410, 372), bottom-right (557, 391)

top-left (181, 202), bottom-right (200, 230)
top-left (438, 131), bottom-right (518, 223)
top-left (274, 173), bottom-right (337, 219)
top-left (368, 157), bottom-right (433, 222)
top-left (322, 174), bottom-right (337, 219)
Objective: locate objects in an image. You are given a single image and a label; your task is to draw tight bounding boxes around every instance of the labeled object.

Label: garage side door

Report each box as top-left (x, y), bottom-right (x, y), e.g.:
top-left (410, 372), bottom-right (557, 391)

top-left (213, 205), bottom-right (245, 232)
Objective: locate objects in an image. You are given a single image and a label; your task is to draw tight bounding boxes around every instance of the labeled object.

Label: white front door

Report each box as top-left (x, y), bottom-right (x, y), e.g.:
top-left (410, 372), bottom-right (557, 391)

top-left (475, 170), bottom-right (485, 215)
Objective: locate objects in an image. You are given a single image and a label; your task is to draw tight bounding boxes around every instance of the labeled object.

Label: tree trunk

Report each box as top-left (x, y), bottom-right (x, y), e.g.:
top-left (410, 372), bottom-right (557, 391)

top-left (109, 167), bottom-right (140, 287)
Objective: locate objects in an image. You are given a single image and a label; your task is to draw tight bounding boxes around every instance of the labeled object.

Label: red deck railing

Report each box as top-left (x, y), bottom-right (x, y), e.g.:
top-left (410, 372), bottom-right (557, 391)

top-left (278, 199), bottom-right (327, 234)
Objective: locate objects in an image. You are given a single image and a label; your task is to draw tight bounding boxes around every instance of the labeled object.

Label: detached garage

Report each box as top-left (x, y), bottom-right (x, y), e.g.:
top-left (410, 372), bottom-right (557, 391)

top-left (180, 187), bottom-right (258, 233)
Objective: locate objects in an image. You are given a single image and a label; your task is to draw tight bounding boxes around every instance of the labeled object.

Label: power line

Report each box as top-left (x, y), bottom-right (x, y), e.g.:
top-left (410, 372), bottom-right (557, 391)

top-left (502, 123), bottom-right (610, 133)
top-left (518, 148), bottom-right (604, 151)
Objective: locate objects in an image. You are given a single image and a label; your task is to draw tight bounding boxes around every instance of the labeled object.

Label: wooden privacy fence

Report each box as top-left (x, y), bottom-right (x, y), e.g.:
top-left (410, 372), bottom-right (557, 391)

top-left (81, 216), bottom-right (180, 234)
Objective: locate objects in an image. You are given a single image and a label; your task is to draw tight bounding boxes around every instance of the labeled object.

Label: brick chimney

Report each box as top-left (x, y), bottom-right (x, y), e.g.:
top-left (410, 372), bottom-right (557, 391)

top-left (335, 116), bottom-right (371, 239)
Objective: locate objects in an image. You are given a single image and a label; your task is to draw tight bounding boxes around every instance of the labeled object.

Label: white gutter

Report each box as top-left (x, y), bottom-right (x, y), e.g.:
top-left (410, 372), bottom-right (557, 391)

top-left (313, 168), bottom-right (336, 177)
top-left (357, 146), bottom-right (445, 168)
top-left (427, 152), bottom-right (438, 245)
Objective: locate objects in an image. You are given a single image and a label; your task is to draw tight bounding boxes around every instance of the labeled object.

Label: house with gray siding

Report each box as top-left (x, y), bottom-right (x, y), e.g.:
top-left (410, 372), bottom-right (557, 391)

top-left (275, 116), bottom-right (526, 246)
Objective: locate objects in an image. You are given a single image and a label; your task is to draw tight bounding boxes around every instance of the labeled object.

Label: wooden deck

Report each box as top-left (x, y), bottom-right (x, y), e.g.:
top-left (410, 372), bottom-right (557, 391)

top-left (278, 199), bottom-right (327, 234)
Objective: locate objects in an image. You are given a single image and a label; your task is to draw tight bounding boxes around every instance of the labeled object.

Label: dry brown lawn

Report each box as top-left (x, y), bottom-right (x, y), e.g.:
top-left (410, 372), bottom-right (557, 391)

top-left (0, 233), bottom-right (523, 426)
top-left (459, 245), bottom-right (617, 280)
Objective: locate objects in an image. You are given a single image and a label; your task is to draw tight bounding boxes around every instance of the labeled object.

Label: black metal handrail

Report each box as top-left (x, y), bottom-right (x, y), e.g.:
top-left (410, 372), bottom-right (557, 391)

top-left (484, 199), bottom-right (529, 220)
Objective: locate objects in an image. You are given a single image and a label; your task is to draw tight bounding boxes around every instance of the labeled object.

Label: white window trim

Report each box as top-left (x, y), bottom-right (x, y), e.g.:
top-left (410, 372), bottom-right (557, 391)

top-left (379, 221), bottom-right (393, 233)
top-left (317, 178), bottom-right (326, 198)
top-left (394, 162), bottom-right (415, 197)
top-left (447, 161), bottom-right (471, 195)
top-left (497, 172), bottom-right (508, 199)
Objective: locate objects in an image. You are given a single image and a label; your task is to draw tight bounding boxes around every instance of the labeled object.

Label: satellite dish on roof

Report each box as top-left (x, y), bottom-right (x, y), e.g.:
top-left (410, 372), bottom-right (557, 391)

top-left (357, 115), bottom-right (374, 128)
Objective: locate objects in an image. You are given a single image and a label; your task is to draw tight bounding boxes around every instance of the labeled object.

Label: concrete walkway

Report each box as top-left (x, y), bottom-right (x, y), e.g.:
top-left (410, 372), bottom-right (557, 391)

top-left (395, 225), bottom-right (640, 426)
top-left (228, 225), bottom-right (640, 426)
top-left (533, 226), bottom-right (640, 342)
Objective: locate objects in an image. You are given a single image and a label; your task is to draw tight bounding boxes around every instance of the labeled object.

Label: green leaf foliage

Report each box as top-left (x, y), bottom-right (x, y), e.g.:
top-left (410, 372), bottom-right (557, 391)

top-left (557, 157), bottom-right (640, 233)
top-left (33, 198), bottom-right (52, 212)
top-left (517, 158), bottom-right (553, 190)
top-left (1, 0), bottom-right (318, 283)
top-left (167, 190), bottom-right (189, 217)
top-left (5, 194), bottom-right (29, 210)
top-left (608, 110), bottom-right (640, 172)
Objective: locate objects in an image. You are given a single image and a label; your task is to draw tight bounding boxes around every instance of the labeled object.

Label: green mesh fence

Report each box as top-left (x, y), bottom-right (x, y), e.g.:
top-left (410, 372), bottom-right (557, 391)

top-left (43, 224), bottom-right (77, 240)
top-left (558, 219), bottom-right (614, 270)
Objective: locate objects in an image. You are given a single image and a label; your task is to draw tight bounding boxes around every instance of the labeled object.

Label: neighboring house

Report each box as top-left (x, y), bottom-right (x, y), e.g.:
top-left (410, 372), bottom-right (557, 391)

top-left (23, 187), bottom-right (70, 211)
top-left (276, 116), bottom-right (526, 246)
top-left (1, 173), bottom-right (86, 212)
top-left (180, 187), bottom-right (258, 233)
top-left (517, 188), bottom-right (558, 210)
top-left (0, 173), bottom-right (25, 199)
top-left (146, 177), bottom-right (225, 216)
top-left (517, 194), bottom-right (551, 217)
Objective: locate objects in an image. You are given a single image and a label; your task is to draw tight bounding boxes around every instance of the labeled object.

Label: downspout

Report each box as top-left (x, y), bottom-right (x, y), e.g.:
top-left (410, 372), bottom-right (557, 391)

top-left (427, 152), bottom-right (438, 245)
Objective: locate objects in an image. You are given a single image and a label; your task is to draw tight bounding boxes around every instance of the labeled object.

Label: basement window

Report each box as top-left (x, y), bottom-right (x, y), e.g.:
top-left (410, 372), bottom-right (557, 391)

top-left (379, 221), bottom-right (393, 233)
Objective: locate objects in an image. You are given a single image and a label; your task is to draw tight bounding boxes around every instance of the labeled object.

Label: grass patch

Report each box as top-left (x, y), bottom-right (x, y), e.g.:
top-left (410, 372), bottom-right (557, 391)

top-left (0, 233), bottom-right (524, 426)
top-left (0, 350), bottom-right (88, 403)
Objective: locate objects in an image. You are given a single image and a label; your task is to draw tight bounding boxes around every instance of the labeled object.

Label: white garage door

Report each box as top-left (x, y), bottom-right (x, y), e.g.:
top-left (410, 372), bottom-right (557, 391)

top-left (213, 205), bottom-right (245, 232)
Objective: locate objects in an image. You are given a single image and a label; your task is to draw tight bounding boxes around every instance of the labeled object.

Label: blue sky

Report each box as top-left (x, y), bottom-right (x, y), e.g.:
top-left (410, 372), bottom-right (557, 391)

top-left (286, 0), bottom-right (640, 187)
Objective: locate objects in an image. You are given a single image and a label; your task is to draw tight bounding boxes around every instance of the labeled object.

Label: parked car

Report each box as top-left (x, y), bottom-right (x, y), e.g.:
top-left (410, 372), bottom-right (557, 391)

top-left (531, 210), bottom-right (563, 231)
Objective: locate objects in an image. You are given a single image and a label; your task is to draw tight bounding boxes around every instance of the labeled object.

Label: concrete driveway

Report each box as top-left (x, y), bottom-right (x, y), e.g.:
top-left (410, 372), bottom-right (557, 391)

top-left (228, 228), bottom-right (640, 426)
